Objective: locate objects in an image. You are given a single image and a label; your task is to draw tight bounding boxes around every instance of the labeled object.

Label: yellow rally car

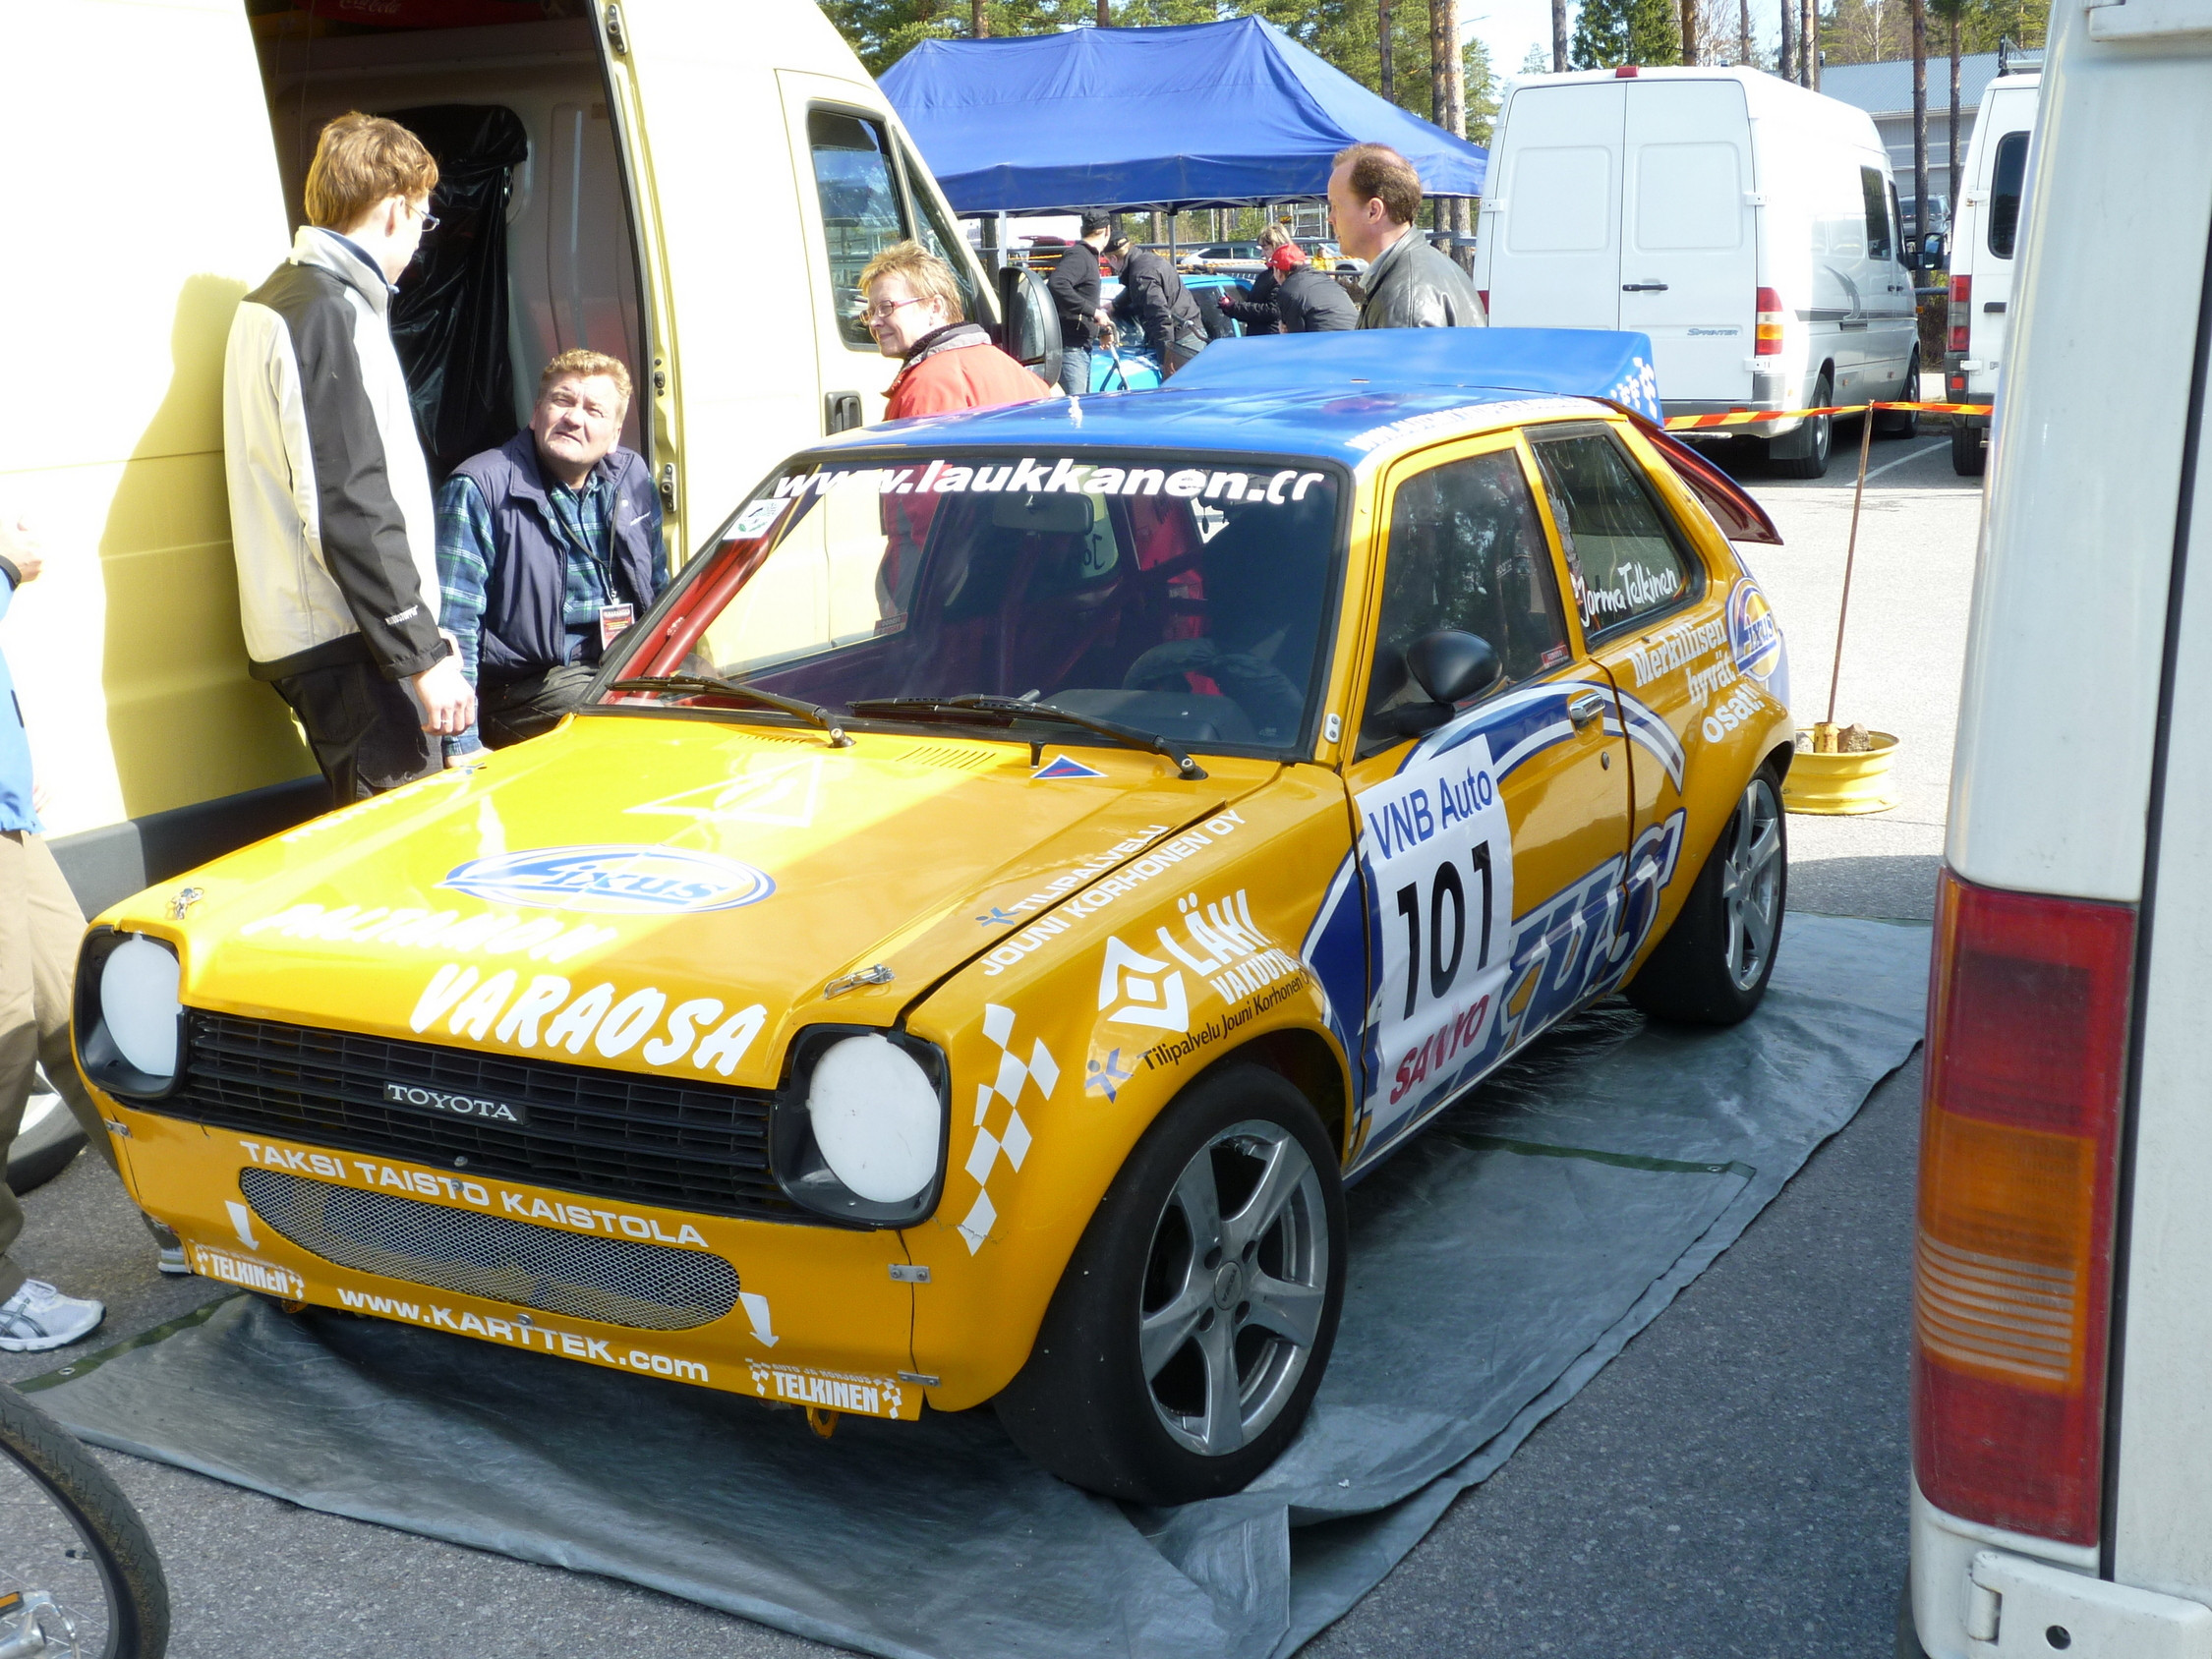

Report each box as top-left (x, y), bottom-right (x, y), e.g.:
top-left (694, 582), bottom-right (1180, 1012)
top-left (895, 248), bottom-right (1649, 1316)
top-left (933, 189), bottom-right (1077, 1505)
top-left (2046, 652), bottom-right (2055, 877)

top-left (72, 330), bottom-right (1791, 1504)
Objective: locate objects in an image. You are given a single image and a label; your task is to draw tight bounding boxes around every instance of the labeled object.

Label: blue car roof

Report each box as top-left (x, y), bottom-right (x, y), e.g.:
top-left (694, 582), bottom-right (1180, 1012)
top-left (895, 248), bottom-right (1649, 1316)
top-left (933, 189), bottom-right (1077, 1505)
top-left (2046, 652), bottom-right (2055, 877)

top-left (820, 328), bottom-right (1661, 469)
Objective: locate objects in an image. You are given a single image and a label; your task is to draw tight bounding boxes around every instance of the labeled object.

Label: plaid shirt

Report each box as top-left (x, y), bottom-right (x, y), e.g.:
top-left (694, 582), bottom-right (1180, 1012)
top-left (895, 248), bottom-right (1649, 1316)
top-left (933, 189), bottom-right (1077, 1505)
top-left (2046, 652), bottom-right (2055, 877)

top-left (437, 470), bottom-right (649, 757)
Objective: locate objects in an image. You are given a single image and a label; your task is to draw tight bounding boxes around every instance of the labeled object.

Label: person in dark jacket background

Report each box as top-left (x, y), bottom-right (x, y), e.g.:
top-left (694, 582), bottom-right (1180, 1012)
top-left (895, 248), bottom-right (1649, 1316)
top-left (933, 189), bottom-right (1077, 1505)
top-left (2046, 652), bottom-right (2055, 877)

top-left (1227, 240), bottom-right (1360, 334)
top-left (1101, 235), bottom-right (1209, 375)
top-left (1216, 223), bottom-right (1293, 336)
top-left (437, 349), bottom-right (666, 755)
top-left (1046, 214), bottom-right (1112, 395)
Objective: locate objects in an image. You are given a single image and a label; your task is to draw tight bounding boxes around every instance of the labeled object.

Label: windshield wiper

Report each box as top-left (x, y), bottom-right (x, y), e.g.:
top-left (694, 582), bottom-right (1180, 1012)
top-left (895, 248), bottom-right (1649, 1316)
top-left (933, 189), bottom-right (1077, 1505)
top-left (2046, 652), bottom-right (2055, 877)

top-left (608, 675), bottom-right (853, 748)
top-left (848, 695), bottom-right (1207, 780)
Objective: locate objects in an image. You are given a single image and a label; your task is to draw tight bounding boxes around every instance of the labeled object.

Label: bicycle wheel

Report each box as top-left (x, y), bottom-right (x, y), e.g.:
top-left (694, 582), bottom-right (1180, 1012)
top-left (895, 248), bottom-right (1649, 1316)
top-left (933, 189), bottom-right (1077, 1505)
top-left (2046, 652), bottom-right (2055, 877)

top-left (0, 1382), bottom-right (168, 1659)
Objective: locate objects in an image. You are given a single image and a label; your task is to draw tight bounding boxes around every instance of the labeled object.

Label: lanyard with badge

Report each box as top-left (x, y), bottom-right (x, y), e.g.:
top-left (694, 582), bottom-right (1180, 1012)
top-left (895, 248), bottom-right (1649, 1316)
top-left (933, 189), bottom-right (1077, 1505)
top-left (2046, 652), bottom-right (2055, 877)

top-left (559, 482), bottom-right (636, 652)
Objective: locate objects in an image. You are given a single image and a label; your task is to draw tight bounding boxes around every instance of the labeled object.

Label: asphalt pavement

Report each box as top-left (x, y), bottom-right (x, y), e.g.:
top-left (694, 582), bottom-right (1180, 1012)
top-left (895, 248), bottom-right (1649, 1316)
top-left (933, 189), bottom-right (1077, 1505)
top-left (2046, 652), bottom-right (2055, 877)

top-left (0, 421), bottom-right (1979, 1658)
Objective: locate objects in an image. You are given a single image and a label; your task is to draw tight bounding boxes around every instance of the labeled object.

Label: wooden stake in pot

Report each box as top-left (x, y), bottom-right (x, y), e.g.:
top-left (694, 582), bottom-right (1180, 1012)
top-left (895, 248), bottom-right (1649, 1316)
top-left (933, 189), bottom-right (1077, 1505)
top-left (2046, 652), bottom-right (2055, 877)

top-left (1815, 406), bottom-right (1879, 754)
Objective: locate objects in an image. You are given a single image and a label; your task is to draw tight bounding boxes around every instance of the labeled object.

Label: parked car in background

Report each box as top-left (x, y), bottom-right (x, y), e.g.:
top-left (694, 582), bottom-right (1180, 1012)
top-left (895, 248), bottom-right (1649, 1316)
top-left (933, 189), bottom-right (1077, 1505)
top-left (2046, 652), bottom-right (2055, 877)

top-left (1478, 66), bottom-right (1922, 479)
top-left (1901, 4), bottom-right (2212, 1655)
top-left (1180, 242), bottom-right (1262, 267)
top-left (1942, 69), bottom-right (2040, 477)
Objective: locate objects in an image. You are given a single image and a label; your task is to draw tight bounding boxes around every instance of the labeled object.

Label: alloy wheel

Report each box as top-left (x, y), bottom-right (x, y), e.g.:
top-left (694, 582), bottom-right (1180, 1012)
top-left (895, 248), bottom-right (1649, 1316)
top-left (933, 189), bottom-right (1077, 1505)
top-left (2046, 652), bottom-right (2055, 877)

top-left (1136, 1119), bottom-right (1331, 1457)
top-left (1720, 774), bottom-right (1784, 991)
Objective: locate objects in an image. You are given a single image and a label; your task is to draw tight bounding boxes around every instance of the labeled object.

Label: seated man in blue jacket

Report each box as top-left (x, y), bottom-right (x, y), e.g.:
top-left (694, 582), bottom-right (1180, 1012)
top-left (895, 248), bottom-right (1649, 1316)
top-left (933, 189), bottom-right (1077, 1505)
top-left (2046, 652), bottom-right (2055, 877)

top-left (437, 350), bottom-right (667, 756)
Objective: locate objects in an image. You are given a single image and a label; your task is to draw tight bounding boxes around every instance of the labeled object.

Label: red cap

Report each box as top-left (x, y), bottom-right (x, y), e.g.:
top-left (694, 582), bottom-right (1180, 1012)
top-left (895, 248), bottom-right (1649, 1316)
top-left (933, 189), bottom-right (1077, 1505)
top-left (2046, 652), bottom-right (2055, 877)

top-left (1267, 242), bottom-right (1306, 273)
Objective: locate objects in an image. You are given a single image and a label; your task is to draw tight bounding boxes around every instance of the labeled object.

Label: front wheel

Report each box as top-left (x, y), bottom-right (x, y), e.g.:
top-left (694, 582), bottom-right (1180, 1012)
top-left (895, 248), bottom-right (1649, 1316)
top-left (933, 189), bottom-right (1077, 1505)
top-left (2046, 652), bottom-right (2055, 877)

top-left (995, 1064), bottom-right (1346, 1504)
top-left (1626, 766), bottom-right (1787, 1025)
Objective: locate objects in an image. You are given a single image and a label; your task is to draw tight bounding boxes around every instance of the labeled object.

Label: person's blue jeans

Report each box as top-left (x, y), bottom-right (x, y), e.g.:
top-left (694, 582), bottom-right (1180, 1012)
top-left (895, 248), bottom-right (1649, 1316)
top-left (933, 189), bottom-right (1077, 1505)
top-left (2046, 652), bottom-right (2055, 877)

top-left (1059, 346), bottom-right (1092, 396)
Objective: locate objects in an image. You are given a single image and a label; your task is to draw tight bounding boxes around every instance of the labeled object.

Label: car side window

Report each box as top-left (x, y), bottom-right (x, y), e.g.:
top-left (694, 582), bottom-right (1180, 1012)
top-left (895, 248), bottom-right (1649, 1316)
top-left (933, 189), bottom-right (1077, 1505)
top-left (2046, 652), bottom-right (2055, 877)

top-left (1988, 131), bottom-right (2028, 260)
top-left (1860, 166), bottom-right (1893, 261)
top-left (807, 110), bottom-right (908, 348)
top-left (1529, 429), bottom-right (1702, 641)
top-left (1364, 448), bottom-right (1572, 748)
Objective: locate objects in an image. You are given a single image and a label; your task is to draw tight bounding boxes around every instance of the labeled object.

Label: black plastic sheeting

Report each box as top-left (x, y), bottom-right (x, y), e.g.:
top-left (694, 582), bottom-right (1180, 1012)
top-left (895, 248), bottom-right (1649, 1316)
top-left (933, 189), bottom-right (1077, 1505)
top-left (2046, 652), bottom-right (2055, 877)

top-left (384, 104), bottom-right (530, 481)
top-left (27, 915), bottom-right (1926, 1659)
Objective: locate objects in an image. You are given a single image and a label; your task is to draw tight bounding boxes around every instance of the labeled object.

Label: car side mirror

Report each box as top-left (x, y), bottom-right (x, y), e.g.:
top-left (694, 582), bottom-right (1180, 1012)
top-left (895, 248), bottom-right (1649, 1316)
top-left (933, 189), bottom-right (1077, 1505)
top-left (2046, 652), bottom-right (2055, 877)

top-left (1405, 630), bottom-right (1502, 707)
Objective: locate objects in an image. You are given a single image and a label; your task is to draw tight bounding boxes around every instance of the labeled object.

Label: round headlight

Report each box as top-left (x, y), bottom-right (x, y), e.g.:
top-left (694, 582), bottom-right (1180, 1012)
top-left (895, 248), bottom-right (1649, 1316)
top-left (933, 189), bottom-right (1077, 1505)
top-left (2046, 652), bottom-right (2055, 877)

top-left (806, 1034), bottom-right (941, 1204)
top-left (101, 937), bottom-right (181, 1078)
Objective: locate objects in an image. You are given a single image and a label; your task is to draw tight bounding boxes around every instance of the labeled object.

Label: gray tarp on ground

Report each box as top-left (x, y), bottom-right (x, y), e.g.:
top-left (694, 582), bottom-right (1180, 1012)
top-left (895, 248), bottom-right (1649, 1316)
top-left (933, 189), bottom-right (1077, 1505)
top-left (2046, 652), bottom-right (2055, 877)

top-left (26, 913), bottom-right (1927, 1659)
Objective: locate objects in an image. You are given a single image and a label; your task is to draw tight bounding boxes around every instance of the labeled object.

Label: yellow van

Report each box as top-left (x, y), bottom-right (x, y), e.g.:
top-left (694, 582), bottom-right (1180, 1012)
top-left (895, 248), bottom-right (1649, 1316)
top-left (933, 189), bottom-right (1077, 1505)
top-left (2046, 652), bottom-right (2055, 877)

top-left (0, 0), bottom-right (999, 907)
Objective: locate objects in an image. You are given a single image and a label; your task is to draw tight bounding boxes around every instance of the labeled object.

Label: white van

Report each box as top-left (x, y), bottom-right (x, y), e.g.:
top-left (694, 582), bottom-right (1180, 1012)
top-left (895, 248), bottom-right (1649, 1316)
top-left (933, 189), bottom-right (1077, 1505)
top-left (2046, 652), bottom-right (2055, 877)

top-left (1941, 70), bottom-right (2040, 476)
top-left (1476, 67), bottom-right (1921, 479)
top-left (0, 0), bottom-right (1020, 910)
top-left (1902, 1), bottom-right (2212, 1656)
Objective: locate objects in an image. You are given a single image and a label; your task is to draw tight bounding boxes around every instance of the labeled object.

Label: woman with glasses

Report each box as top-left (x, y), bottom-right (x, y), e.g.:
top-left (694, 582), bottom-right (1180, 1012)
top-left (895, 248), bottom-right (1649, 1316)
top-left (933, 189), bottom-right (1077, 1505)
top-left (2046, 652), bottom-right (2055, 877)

top-left (862, 242), bottom-right (1053, 422)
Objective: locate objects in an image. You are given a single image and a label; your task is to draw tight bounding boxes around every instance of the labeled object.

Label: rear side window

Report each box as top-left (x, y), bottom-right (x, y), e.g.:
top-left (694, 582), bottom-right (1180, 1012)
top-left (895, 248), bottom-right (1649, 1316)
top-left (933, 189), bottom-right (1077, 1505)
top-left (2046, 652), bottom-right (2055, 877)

top-left (807, 110), bottom-right (906, 348)
top-left (1529, 430), bottom-right (1701, 639)
top-left (1861, 166), bottom-right (1893, 260)
top-left (1366, 450), bottom-right (1571, 744)
top-left (1988, 131), bottom-right (2029, 260)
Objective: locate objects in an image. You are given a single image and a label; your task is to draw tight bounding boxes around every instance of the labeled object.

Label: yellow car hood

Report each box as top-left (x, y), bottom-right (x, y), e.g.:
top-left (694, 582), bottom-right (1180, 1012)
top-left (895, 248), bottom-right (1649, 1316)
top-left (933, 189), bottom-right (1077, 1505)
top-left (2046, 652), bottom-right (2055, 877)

top-left (156, 717), bottom-right (1275, 1089)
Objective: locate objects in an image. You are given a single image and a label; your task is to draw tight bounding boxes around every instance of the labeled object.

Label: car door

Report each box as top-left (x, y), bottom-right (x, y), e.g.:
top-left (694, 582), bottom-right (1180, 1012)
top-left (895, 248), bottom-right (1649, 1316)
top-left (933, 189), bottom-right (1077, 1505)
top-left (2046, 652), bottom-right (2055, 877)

top-left (1343, 436), bottom-right (1632, 1169)
top-left (1527, 422), bottom-right (1714, 966)
top-left (1484, 82), bottom-right (1626, 332)
top-left (1617, 78), bottom-right (1757, 405)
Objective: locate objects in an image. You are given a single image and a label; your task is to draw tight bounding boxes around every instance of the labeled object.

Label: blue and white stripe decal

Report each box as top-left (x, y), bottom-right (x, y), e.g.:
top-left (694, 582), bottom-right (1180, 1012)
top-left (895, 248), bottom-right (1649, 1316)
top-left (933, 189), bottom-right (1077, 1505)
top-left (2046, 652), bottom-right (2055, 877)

top-left (1413, 679), bottom-right (1684, 792)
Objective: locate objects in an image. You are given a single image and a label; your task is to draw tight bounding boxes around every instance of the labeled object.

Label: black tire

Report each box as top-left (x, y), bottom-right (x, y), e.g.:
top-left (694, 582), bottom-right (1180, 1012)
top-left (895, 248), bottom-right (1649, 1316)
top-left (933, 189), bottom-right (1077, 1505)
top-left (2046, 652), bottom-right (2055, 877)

top-left (1876, 353), bottom-right (1920, 437)
top-left (0, 1382), bottom-right (170, 1658)
top-left (7, 1073), bottom-right (87, 1196)
top-left (996, 1063), bottom-right (1346, 1504)
top-left (1950, 420), bottom-right (1987, 476)
top-left (1766, 372), bottom-right (1834, 479)
top-left (1626, 765), bottom-right (1788, 1025)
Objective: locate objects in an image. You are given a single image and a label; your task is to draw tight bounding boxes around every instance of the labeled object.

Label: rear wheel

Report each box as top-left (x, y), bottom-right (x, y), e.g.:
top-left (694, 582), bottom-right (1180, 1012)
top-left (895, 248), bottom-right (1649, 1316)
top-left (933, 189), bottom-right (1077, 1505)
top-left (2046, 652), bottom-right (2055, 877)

top-left (995, 1063), bottom-right (1345, 1504)
top-left (1627, 766), bottom-right (1787, 1025)
top-left (1950, 419), bottom-right (1987, 476)
top-left (1875, 353), bottom-right (1920, 437)
top-left (1766, 372), bottom-right (1834, 479)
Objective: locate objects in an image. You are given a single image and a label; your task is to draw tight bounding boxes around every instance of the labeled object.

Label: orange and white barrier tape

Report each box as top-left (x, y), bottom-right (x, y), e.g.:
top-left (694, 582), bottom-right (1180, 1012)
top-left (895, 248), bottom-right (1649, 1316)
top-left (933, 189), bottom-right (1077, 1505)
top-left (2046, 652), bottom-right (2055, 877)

top-left (1663, 400), bottom-right (1988, 429)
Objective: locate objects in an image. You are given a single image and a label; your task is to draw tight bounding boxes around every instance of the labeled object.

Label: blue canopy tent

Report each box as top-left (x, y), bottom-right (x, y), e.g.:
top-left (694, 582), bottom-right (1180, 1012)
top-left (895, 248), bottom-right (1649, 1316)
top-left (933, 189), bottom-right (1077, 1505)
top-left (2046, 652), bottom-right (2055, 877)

top-left (879, 17), bottom-right (1486, 214)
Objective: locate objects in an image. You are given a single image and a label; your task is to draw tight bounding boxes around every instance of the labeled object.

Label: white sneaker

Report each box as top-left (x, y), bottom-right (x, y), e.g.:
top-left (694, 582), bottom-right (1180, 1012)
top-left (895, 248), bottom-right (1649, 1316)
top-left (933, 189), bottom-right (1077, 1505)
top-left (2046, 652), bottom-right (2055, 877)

top-left (0, 1280), bottom-right (104, 1352)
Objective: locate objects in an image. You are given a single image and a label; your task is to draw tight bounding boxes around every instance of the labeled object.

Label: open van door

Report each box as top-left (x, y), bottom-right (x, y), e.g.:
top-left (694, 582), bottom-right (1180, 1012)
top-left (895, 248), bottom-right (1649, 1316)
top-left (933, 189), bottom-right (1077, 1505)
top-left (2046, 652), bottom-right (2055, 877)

top-left (1617, 79), bottom-right (1757, 405)
top-left (1485, 82), bottom-right (1625, 331)
top-left (997, 266), bottom-right (1064, 389)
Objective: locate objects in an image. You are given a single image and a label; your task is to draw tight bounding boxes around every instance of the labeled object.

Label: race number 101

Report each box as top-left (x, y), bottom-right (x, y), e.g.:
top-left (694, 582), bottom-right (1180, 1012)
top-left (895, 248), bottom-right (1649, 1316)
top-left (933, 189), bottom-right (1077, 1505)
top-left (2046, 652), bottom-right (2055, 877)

top-left (1394, 845), bottom-right (1493, 1017)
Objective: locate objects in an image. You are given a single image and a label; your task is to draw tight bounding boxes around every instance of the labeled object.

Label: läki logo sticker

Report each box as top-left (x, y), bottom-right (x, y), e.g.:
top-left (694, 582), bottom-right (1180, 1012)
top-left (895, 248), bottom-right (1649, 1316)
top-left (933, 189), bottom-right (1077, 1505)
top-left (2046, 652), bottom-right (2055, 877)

top-left (1032, 755), bottom-right (1106, 780)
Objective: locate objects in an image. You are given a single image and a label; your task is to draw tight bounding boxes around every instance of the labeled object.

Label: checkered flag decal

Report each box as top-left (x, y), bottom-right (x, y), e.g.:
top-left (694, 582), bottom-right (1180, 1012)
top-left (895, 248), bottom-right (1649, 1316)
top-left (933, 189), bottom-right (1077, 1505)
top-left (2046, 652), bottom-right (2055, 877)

top-left (958, 1003), bottom-right (1060, 1253)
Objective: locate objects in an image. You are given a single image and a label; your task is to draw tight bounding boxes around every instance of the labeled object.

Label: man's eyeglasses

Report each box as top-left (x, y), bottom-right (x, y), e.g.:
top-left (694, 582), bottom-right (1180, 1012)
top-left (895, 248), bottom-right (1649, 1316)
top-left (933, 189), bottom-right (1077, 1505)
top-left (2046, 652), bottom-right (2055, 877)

top-left (413, 202), bottom-right (441, 233)
top-left (864, 295), bottom-right (925, 325)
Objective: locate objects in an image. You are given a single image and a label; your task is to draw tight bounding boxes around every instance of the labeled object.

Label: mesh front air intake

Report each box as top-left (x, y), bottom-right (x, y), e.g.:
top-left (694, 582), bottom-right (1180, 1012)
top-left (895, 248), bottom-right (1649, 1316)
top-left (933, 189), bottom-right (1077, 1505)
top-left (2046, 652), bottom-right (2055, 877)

top-left (238, 1166), bottom-right (741, 1332)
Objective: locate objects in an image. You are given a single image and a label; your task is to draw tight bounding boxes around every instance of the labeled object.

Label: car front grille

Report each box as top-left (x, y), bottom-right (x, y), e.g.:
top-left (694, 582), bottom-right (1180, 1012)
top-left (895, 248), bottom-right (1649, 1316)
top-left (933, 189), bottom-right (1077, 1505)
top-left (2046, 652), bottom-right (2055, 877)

top-left (239, 1166), bottom-right (740, 1331)
top-left (158, 1010), bottom-right (811, 1226)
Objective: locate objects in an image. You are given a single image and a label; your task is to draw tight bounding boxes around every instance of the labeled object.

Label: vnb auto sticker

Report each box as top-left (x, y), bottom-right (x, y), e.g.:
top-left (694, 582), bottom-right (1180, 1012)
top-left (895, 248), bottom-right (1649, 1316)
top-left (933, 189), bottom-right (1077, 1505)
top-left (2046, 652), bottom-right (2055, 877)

top-left (441, 845), bottom-right (774, 915)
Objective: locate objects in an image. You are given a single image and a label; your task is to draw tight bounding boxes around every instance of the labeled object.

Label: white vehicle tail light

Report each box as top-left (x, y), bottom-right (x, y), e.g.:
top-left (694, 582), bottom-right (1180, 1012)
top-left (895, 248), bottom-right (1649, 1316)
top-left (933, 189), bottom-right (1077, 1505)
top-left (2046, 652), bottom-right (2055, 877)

top-left (1754, 287), bottom-right (1783, 356)
top-left (1912, 869), bottom-right (2133, 1546)
top-left (1949, 274), bottom-right (1973, 356)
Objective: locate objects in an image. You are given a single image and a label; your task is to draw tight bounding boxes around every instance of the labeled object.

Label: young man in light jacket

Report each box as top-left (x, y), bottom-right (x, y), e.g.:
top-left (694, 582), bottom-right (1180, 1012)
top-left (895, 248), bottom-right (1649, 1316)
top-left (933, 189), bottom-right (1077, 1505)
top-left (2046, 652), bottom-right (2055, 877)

top-left (223, 112), bottom-right (474, 807)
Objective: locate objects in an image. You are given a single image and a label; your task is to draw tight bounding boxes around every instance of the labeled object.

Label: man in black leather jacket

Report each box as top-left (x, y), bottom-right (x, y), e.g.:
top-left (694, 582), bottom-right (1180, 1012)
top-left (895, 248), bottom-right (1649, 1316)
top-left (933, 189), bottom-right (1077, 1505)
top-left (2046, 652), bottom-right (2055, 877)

top-left (1104, 236), bottom-right (1209, 373)
top-left (1327, 143), bottom-right (1487, 329)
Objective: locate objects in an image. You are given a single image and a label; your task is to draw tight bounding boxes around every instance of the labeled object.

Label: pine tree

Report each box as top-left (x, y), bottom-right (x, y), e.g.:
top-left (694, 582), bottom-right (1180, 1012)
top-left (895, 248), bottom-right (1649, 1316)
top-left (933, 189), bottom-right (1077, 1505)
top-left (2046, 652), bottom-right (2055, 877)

top-left (1572, 0), bottom-right (1680, 67)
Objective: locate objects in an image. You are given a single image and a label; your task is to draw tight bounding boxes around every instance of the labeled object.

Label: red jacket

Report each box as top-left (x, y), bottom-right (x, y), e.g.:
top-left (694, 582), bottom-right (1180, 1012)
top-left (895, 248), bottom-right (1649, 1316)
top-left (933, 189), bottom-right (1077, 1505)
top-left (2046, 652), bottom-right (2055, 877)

top-left (884, 328), bottom-right (1053, 421)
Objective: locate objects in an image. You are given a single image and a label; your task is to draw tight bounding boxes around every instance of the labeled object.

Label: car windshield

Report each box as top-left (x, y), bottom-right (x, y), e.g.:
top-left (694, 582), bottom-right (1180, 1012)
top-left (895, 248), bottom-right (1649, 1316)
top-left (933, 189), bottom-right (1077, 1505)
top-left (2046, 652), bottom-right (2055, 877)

top-left (598, 451), bottom-right (1345, 756)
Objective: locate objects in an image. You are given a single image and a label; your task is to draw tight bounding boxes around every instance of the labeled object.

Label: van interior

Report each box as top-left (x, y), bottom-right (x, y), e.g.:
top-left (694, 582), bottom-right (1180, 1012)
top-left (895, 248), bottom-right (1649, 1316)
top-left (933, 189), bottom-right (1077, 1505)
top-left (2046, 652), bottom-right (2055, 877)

top-left (248, 0), bottom-right (649, 475)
